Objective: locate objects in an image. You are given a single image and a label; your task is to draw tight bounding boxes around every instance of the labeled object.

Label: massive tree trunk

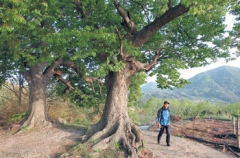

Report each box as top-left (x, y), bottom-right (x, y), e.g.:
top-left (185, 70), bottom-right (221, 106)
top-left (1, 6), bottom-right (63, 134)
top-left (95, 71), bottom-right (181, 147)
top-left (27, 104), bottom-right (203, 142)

top-left (82, 65), bottom-right (144, 157)
top-left (20, 59), bottom-right (79, 128)
top-left (21, 64), bottom-right (51, 128)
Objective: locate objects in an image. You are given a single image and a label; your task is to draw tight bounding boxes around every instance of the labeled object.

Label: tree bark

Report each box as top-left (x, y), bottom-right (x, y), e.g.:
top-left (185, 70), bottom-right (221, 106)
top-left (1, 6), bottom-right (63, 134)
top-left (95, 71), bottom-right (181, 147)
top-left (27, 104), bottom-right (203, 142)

top-left (82, 64), bottom-right (143, 157)
top-left (20, 59), bottom-right (81, 128)
top-left (21, 64), bottom-right (51, 128)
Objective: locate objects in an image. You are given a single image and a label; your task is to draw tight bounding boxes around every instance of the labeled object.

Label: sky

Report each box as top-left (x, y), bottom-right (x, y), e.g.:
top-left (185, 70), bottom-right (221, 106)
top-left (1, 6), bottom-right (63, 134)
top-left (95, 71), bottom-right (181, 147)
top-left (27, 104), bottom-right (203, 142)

top-left (147, 13), bottom-right (239, 82)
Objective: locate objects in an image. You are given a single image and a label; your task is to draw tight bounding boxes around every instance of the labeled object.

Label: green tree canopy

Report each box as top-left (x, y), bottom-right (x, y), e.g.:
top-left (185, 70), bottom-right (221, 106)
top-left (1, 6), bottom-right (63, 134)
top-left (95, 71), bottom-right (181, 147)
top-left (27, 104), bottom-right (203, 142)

top-left (230, 0), bottom-right (240, 56)
top-left (1, 0), bottom-right (238, 157)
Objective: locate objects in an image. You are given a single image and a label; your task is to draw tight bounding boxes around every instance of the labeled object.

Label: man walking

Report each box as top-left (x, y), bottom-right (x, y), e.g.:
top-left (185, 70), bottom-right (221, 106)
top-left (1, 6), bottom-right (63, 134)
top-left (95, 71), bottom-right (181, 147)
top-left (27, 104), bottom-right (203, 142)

top-left (157, 101), bottom-right (171, 146)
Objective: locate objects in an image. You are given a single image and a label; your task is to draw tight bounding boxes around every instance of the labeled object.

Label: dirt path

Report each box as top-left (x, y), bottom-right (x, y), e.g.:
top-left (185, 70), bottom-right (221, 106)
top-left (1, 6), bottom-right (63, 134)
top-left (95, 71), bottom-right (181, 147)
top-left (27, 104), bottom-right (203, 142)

top-left (0, 126), bottom-right (235, 158)
top-left (142, 129), bottom-right (234, 158)
top-left (0, 126), bottom-right (83, 158)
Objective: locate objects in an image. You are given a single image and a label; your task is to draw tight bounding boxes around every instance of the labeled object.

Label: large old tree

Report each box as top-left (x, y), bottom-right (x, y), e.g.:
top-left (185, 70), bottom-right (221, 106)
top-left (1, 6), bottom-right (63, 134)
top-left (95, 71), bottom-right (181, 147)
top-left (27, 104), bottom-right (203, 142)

top-left (1, 0), bottom-right (238, 157)
top-left (0, 1), bottom-right (87, 128)
top-left (73, 0), bottom-right (237, 157)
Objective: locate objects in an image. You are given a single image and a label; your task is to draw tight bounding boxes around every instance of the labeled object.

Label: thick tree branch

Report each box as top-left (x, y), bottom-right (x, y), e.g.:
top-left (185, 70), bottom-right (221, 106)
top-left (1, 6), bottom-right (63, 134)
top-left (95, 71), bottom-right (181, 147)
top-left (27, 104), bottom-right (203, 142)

top-left (59, 60), bottom-right (102, 93)
top-left (53, 70), bottom-right (73, 92)
top-left (44, 59), bottom-right (84, 92)
top-left (114, 0), bottom-right (137, 36)
top-left (131, 50), bottom-right (161, 72)
top-left (61, 61), bottom-right (83, 78)
top-left (46, 59), bottom-right (101, 93)
top-left (43, 58), bottom-right (64, 79)
top-left (115, 26), bottom-right (129, 60)
top-left (133, 3), bottom-right (190, 47)
top-left (53, 62), bottom-right (101, 94)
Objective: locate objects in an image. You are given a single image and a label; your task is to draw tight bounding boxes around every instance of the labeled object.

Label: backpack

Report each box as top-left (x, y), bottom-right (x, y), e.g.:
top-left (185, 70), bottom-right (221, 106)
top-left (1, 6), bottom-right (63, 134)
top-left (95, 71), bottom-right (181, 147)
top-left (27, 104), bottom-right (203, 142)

top-left (157, 107), bottom-right (170, 119)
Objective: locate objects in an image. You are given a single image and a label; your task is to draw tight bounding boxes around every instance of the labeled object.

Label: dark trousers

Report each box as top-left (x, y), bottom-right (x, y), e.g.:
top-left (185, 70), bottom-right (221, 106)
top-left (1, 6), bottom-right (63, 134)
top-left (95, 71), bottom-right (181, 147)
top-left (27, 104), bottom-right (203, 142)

top-left (157, 125), bottom-right (170, 144)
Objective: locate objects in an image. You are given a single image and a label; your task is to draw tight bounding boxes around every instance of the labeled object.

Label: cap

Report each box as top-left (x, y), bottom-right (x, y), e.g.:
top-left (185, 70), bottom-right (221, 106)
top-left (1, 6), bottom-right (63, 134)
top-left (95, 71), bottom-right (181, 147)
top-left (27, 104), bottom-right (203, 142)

top-left (164, 101), bottom-right (170, 104)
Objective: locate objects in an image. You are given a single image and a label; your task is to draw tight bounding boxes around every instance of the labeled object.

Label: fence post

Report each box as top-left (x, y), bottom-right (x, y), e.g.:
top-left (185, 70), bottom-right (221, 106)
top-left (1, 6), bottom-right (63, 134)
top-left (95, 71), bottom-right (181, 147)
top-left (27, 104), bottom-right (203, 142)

top-left (233, 117), bottom-right (236, 135)
top-left (237, 118), bottom-right (240, 148)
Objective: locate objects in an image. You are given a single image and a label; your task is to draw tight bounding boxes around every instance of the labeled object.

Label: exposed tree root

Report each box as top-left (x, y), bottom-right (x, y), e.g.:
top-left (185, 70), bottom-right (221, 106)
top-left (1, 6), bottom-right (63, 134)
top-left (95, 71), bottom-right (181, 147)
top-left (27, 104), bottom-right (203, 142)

top-left (81, 120), bottom-right (144, 157)
top-left (20, 117), bottom-right (52, 130)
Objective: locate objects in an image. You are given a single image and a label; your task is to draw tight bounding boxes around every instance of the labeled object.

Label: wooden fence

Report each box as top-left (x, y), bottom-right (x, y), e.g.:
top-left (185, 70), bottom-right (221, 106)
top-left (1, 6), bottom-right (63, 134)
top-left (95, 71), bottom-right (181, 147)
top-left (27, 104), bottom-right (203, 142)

top-left (235, 117), bottom-right (240, 148)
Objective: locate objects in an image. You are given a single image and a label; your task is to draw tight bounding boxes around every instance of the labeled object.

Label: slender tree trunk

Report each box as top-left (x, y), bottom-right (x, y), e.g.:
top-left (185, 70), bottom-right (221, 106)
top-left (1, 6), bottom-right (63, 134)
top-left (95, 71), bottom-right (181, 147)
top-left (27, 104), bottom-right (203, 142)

top-left (18, 72), bottom-right (24, 106)
top-left (82, 67), bottom-right (144, 157)
top-left (237, 118), bottom-right (240, 148)
top-left (21, 65), bottom-right (51, 128)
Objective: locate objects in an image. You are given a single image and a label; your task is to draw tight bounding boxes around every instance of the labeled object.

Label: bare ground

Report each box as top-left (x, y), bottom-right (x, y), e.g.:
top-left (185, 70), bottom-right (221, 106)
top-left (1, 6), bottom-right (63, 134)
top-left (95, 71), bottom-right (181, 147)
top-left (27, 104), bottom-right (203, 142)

top-left (0, 125), bottom-right (84, 158)
top-left (143, 130), bottom-right (234, 158)
top-left (0, 119), bottom-right (238, 158)
top-left (147, 119), bottom-right (239, 158)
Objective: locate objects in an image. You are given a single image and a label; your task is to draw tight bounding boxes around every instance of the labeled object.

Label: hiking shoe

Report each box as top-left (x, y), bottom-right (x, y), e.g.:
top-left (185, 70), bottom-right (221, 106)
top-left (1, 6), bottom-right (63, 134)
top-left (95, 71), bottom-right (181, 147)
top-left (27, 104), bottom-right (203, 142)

top-left (167, 143), bottom-right (170, 146)
top-left (157, 140), bottom-right (160, 144)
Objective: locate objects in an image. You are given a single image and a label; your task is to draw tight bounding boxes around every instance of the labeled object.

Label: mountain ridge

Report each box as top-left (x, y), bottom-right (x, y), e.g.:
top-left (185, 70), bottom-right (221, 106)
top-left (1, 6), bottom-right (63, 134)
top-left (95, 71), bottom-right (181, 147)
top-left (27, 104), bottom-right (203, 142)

top-left (141, 66), bottom-right (240, 103)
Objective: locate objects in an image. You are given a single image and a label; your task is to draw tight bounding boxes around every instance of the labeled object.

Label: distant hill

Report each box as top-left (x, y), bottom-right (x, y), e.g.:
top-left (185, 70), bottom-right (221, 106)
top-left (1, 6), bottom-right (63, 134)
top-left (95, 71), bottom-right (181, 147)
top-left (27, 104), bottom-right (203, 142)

top-left (141, 66), bottom-right (240, 103)
top-left (141, 82), bottom-right (158, 93)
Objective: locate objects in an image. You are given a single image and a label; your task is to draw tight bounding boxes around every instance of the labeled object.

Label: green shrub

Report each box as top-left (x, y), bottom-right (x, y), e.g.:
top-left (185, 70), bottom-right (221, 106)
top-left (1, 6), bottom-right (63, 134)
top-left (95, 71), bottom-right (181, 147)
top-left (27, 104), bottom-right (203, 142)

top-left (10, 112), bottom-right (27, 122)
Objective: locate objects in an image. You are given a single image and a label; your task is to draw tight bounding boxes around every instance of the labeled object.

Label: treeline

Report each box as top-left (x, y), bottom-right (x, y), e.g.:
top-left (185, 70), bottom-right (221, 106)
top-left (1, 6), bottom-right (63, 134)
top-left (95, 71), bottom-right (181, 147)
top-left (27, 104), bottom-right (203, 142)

top-left (130, 97), bottom-right (240, 125)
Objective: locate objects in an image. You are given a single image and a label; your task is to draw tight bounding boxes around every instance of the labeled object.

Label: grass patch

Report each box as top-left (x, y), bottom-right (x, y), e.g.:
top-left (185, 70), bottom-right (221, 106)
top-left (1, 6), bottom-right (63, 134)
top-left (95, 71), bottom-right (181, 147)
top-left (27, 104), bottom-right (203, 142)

top-left (10, 112), bottom-right (27, 122)
top-left (68, 143), bottom-right (93, 158)
top-left (97, 141), bottom-right (125, 158)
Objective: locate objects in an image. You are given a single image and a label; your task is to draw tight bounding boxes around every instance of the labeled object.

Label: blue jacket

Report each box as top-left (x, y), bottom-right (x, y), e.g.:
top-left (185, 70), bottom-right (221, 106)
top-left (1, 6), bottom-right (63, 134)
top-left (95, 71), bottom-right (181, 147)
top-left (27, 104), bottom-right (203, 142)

top-left (157, 107), bottom-right (170, 126)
